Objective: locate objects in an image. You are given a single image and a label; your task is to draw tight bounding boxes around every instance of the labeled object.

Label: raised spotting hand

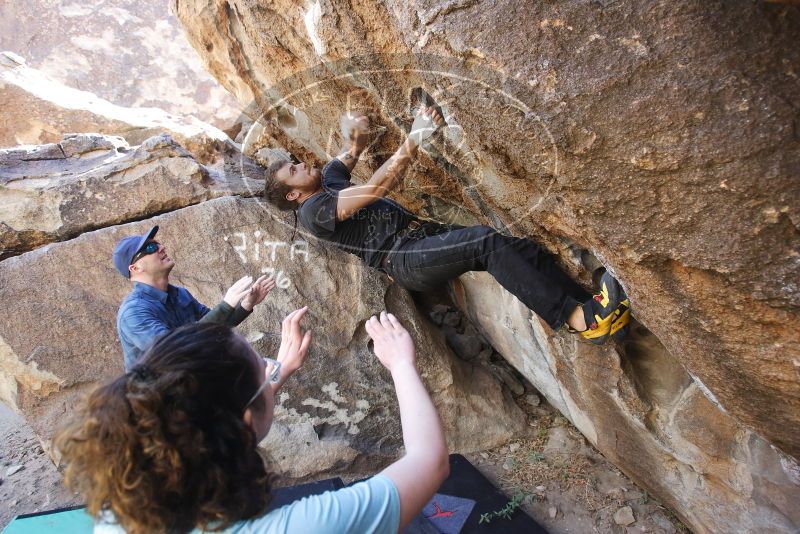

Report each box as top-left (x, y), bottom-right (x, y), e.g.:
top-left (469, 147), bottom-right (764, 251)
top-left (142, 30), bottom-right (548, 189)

top-left (366, 310), bottom-right (450, 531)
top-left (241, 275), bottom-right (276, 311)
top-left (275, 306), bottom-right (313, 380)
top-left (365, 311), bottom-right (416, 373)
top-left (224, 275), bottom-right (254, 308)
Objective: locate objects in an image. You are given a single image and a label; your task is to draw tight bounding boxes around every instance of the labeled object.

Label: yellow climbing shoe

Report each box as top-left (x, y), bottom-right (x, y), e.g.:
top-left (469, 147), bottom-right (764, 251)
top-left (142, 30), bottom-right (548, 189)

top-left (580, 271), bottom-right (627, 345)
top-left (610, 299), bottom-right (631, 341)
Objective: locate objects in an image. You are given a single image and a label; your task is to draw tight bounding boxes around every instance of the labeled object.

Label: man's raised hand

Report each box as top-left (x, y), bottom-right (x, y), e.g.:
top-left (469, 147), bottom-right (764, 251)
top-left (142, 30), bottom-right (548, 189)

top-left (224, 276), bottom-right (254, 308)
top-left (241, 275), bottom-right (276, 311)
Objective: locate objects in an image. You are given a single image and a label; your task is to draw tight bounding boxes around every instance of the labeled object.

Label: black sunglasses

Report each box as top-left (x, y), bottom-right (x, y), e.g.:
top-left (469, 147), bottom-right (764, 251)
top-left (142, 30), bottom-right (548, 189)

top-left (130, 241), bottom-right (160, 265)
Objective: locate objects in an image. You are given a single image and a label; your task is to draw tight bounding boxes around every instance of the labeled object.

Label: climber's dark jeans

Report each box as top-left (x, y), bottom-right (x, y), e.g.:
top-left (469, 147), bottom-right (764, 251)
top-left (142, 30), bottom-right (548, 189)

top-left (383, 224), bottom-right (589, 329)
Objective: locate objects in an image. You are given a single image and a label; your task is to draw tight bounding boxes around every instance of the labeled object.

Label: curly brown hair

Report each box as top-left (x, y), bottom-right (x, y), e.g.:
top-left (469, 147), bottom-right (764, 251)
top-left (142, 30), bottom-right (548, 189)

top-left (263, 159), bottom-right (300, 212)
top-left (54, 323), bottom-right (273, 534)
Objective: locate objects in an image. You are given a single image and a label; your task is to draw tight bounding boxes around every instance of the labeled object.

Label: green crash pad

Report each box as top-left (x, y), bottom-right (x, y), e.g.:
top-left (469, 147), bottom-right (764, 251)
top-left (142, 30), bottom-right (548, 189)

top-left (3, 506), bottom-right (94, 533)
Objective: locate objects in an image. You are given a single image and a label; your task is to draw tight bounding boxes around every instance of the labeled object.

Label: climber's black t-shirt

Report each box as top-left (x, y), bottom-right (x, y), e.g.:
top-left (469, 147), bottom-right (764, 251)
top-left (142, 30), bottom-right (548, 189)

top-left (297, 159), bottom-right (416, 268)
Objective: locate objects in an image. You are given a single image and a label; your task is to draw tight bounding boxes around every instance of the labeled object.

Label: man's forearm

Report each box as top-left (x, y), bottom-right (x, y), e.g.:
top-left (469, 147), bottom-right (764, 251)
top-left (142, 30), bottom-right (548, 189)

top-left (366, 138), bottom-right (417, 193)
top-left (336, 142), bottom-right (365, 172)
top-left (228, 304), bottom-right (252, 326)
top-left (340, 139), bottom-right (417, 204)
top-left (356, 106), bottom-right (438, 198)
top-left (335, 139), bottom-right (418, 220)
top-left (198, 301), bottom-right (234, 324)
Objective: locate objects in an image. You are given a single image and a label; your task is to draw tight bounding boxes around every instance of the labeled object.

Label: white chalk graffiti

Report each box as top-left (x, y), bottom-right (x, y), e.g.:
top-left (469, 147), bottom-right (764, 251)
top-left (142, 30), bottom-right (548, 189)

top-left (274, 383), bottom-right (371, 436)
top-left (223, 232), bottom-right (310, 288)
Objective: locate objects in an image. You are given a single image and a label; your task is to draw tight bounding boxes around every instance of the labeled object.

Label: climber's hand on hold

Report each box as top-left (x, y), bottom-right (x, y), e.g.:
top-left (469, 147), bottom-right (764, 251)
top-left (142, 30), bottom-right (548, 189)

top-left (337, 112), bottom-right (371, 171)
top-left (336, 109), bottom-right (439, 219)
top-left (340, 112), bottom-right (370, 150)
top-left (408, 106), bottom-right (444, 148)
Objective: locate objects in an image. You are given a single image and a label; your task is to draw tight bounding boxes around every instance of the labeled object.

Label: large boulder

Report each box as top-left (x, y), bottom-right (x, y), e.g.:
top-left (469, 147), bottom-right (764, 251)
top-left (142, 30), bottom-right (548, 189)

top-left (0, 196), bottom-right (525, 478)
top-left (0, 0), bottom-right (239, 130)
top-left (0, 133), bottom-right (261, 260)
top-left (0, 52), bottom-right (233, 163)
top-left (171, 0), bottom-right (800, 531)
top-left (453, 273), bottom-right (800, 533)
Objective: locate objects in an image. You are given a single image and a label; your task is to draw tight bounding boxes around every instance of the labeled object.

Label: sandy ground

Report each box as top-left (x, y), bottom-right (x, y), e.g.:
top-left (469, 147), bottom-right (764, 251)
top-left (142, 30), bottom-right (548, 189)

top-left (0, 402), bottom-right (81, 530)
top-left (463, 396), bottom-right (691, 534)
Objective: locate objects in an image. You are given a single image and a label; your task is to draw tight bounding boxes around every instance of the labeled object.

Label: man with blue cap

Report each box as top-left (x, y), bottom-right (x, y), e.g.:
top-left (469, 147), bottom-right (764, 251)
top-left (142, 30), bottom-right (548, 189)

top-left (113, 225), bottom-right (275, 370)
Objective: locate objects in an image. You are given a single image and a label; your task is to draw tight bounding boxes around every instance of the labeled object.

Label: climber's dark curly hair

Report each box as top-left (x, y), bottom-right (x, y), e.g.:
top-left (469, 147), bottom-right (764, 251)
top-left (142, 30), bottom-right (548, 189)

top-left (54, 323), bottom-right (273, 534)
top-left (263, 159), bottom-right (300, 212)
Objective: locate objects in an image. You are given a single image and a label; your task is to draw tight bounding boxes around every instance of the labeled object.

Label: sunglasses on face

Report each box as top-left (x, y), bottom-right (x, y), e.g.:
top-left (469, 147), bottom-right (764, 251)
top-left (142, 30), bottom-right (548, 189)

top-left (130, 241), bottom-right (161, 265)
top-left (244, 356), bottom-right (281, 408)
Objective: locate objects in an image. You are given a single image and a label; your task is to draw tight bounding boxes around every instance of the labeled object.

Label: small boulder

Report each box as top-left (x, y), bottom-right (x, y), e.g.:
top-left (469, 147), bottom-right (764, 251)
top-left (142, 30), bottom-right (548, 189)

top-left (525, 393), bottom-right (541, 407)
top-left (614, 506), bottom-right (635, 526)
top-left (445, 331), bottom-right (483, 360)
top-left (428, 304), bottom-right (450, 326)
top-left (492, 364), bottom-right (526, 396)
top-left (442, 310), bottom-right (462, 327)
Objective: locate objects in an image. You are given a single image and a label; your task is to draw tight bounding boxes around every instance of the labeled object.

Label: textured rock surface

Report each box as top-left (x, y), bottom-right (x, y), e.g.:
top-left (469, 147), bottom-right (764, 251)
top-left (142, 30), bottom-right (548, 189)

top-left (0, 133), bottom-right (261, 259)
top-left (0, 197), bottom-right (525, 478)
top-left (453, 273), bottom-right (800, 534)
top-left (171, 0), bottom-right (800, 531)
top-left (0, 52), bottom-right (233, 163)
top-left (0, 0), bottom-right (239, 130)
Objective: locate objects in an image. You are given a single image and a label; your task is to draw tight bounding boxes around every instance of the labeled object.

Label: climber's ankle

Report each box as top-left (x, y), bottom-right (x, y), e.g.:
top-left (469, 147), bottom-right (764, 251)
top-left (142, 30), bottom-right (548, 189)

top-left (566, 304), bottom-right (587, 332)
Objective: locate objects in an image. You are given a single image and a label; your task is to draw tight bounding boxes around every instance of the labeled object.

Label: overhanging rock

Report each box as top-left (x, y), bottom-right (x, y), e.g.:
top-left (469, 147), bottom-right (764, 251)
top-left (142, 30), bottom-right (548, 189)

top-left (171, 0), bottom-right (800, 530)
top-left (453, 272), bottom-right (800, 533)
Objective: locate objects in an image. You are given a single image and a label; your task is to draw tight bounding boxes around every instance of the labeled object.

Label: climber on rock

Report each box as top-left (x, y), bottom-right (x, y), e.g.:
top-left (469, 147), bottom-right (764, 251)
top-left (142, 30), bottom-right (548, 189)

top-left (263, 109), bottom-right (630, 344)
top-left (113, 225), bottom-right (276, 370)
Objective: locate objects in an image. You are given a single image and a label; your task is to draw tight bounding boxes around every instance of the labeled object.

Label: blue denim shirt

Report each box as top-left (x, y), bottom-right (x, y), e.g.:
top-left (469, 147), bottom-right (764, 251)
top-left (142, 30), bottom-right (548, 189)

top-left (117, 282), bottom-right (210, 370)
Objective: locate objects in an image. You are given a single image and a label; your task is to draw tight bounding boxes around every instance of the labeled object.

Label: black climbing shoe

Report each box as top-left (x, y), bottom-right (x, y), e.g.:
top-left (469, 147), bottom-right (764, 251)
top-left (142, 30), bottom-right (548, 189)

top-left (609, 298), bottom-right (631, 342)
top-left (591, 266), bottom-right (606, 289)
top-left (580, 270), bottom-right (627, 345)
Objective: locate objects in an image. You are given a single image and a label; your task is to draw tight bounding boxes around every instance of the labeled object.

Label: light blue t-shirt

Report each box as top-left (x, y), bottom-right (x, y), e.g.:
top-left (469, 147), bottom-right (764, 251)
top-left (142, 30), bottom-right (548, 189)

top-left (95, 475), bottom-right (400, 534)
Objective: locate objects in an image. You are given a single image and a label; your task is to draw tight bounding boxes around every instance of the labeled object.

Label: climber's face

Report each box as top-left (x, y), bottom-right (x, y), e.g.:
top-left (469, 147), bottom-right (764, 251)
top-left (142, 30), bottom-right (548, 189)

top-left (275, 160), bottom-right (321, 202)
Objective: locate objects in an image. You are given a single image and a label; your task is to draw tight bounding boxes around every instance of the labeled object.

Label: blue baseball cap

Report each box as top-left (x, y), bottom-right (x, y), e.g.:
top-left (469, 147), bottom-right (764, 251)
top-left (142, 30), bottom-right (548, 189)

top-left (113, 225), bottom-right (159, 278)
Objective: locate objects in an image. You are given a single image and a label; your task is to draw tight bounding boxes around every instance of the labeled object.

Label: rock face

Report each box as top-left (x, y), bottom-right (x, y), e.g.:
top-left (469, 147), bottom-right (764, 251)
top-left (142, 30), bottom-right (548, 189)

top-left (171, 0), bottom-right (800, 531)
top-left (0, 52), bottom-right (232, 163)
top-left (0, 133), bottom-right (261, 260)
top-left (0, 196), bottom-right (525, 478)
top-left (0, 0), bottom-right (239, 130)
top-left (454, 274), bottom-right (800, 533)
